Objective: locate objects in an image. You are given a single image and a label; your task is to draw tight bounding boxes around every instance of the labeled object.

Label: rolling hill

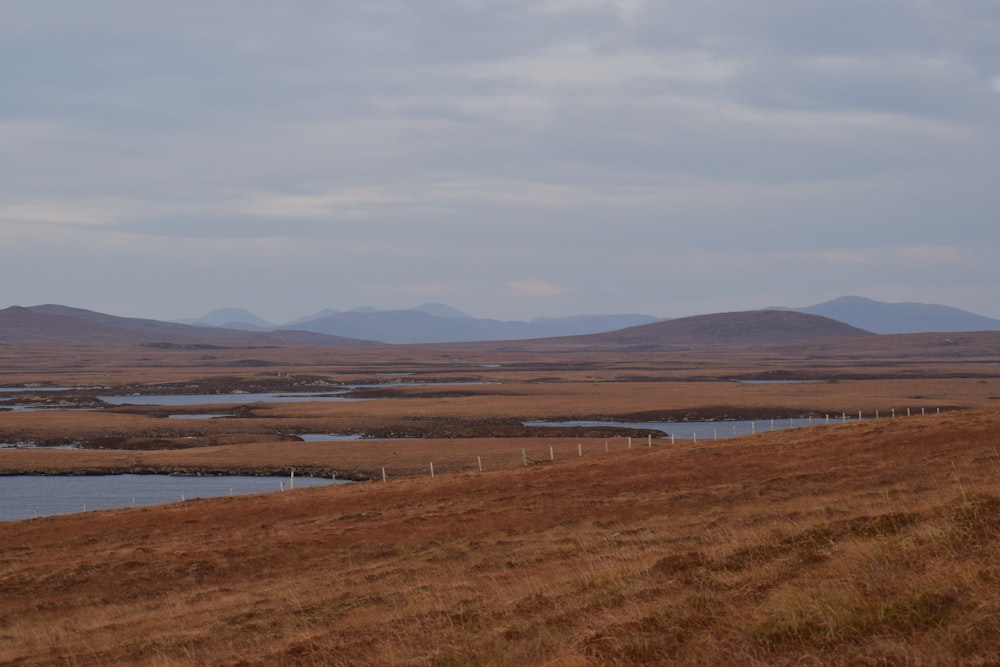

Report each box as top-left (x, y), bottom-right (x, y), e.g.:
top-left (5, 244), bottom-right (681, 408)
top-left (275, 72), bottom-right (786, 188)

top-left (567, 309), bottom-right (873, 347)
top-left (0, 305), bottom-right (374, 347)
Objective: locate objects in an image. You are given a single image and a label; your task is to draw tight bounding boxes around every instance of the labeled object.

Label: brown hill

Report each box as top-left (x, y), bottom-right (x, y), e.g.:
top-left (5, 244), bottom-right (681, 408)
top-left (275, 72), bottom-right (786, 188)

top-left (569, 309), bottom-right (873, 347)
top-left (0, 305), bottom-right (374, 347)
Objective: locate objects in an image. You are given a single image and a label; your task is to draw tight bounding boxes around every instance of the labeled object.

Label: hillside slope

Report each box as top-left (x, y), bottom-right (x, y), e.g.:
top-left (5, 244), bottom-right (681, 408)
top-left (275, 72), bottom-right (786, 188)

top-left (0, 305), bottom-right (373, 346)
top-left (1, 410), bottom-right (999, 664)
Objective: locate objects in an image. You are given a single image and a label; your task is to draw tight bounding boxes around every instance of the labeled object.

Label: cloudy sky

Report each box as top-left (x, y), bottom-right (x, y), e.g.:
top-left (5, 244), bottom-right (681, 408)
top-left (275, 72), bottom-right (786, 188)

top-left (3, 0), bottom-right (999, 323)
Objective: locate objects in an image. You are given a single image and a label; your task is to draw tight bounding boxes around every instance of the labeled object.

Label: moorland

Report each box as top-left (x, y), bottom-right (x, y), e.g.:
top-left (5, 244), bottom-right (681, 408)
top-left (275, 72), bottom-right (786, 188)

top-left (2, 311), bottom-right (1000, 665)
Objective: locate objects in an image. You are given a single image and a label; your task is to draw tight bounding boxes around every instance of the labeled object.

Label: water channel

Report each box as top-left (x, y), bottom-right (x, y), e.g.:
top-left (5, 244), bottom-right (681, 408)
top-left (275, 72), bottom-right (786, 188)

top-left (524, 415), bottom-right (856, 440)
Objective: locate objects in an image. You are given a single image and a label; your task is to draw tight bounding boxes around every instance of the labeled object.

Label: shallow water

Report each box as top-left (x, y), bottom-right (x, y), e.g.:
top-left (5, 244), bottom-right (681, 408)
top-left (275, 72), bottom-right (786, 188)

top-left (524, 416), bottom-right (852, 440)
top-left (0, 474), bottom-right (342, 522)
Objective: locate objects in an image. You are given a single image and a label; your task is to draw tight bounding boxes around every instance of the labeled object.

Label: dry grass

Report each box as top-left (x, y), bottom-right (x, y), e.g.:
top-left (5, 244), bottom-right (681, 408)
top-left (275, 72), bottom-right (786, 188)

top-left (3, 409), bottom-right (1000, 665)
top-left (2, 341), bottom-right (1000, 664)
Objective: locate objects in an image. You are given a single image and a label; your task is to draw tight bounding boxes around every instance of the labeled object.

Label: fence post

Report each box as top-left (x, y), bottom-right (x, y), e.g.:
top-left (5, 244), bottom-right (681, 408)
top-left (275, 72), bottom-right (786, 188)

top-left (549, 446), bottom-right (554, 461)
top-left (430, 462), bottom-right (435, 478)
top-left (578, 443), bottom-right (583, 457)
top-left (478, 456), bottom-right (483, 472)
top-left (382, 467), bottom-right (387, 483)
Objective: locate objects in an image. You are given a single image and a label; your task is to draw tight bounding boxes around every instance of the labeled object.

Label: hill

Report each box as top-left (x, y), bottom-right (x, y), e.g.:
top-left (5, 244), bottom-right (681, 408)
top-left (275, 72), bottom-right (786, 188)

top-left (567, 309), bottom-right (872, 347)
top-left (781, 296), bottom-right (1000, 334)
top-left (2, 409), bottom-right (1000, 664)
top-left (0, 305), bottom-right (374, 347)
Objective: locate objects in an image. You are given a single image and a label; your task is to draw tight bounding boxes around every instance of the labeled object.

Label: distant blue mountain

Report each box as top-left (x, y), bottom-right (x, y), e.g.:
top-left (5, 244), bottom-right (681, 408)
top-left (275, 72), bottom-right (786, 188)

top-left (413, 303), bottom-right (472, 319)
top-left (176, 308), bottom-right (274, 331)
top-left (278, 306), bottom-right (659, 343)
top-left (776, 296), bottom-right (1000, 334)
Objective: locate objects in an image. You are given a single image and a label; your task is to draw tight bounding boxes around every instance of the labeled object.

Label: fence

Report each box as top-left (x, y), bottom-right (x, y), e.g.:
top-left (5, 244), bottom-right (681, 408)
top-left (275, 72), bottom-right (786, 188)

top-left (366, 406), bottom-right (946, 482)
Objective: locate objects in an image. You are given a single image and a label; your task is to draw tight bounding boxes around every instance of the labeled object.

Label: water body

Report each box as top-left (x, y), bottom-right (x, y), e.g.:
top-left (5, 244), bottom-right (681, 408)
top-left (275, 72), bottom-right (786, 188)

top-left (0, 386), bottom-right (80, 392)
top-left (167, 413), bottom-right (235, 420)
top-left (524, 416), bottom-right (854, 440)
top-left (734, 380), bottom-right (822, 384)
top-left (0, 474), bottom-right (342, 523)
top-left (297, 433), bottom-right (364, 441)
top-left (97, 392), bottom-right (362, 406)
top-left (97, 382), bottom-right (495, 407)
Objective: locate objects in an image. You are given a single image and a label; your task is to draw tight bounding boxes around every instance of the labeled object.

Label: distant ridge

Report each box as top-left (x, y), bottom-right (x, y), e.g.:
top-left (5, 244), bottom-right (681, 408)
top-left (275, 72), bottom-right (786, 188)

top-left (0, 305), bottom-right (374, 346)
top-left (175, 308), bottom-right (275, 331)
top-left (277, 307), bottom-right (659, 343)
top-left (779, 296), bottom-right (1000, 334)
top-left (176, 304), bottom-right (658, 343)
top-left (568, 310), bottom-right (872, 347)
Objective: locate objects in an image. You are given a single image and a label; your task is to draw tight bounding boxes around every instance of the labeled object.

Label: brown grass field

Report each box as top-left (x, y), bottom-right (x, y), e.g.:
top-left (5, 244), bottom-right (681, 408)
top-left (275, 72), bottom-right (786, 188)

top-left (2, 338), bottom-right (1000, 665)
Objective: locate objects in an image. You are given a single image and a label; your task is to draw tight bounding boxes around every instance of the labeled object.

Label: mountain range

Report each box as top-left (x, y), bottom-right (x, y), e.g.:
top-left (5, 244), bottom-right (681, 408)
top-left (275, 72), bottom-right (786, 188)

top-left (776, 296), bottom-right (1000, 334)
top-left (182, 297), bottom-right (1000, 343)
top-left (179, 303), bottom-right (661, 344)
top-left (1, 297), bottom-right (998, 347)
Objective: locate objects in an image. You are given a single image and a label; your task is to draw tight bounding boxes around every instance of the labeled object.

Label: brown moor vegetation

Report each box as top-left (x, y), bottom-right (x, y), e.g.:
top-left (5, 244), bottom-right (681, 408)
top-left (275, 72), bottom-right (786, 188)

top-left (2, 331), bottom-right (1000, 665)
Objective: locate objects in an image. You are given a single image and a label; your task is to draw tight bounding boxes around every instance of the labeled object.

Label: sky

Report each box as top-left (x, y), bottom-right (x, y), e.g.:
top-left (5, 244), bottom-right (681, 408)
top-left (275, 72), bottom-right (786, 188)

top-left (3, 0), bottom-right (999, 324)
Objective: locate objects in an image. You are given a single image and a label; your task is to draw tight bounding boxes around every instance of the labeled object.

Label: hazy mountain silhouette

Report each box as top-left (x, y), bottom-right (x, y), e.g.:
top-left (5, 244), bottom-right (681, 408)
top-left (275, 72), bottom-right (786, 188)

top-left (176, 308), bottom-right (275, 331)
top-left (281, 308), bottom-right (659, 343)
top-left (0, 305), bottom-right (373, 346)
top-left (778, 296), bottom-right (1000, 334)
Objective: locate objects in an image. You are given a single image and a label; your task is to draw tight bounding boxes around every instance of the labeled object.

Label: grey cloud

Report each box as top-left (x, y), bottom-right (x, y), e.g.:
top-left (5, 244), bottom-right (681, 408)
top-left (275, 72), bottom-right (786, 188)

top-left (1, 0), bottom-right (998, 320)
